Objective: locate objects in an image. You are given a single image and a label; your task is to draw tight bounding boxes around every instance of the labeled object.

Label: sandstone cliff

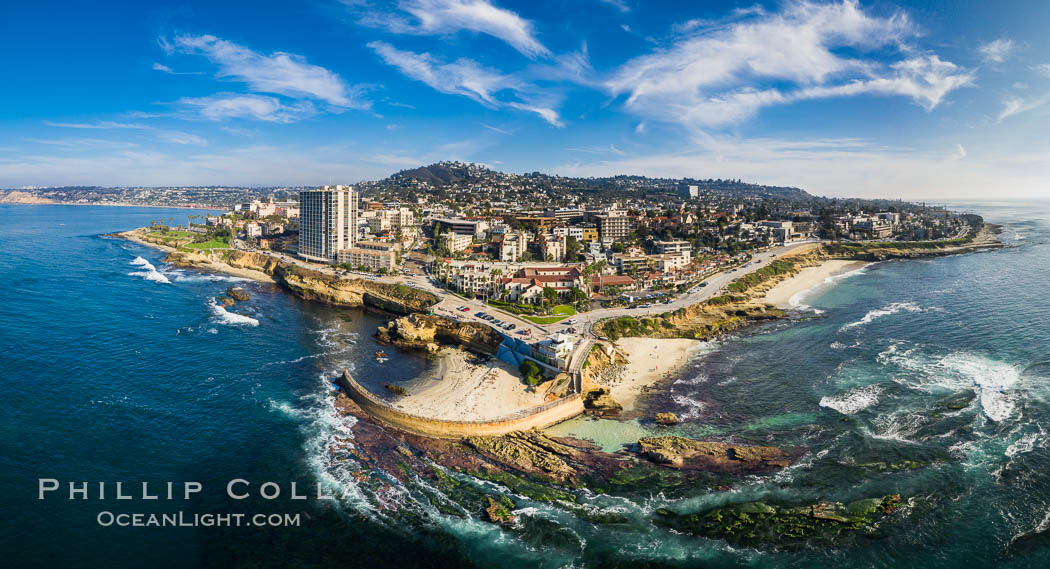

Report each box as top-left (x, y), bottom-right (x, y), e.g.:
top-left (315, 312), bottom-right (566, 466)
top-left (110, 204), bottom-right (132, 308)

top-left (165, 249), bottom-right (439, 314)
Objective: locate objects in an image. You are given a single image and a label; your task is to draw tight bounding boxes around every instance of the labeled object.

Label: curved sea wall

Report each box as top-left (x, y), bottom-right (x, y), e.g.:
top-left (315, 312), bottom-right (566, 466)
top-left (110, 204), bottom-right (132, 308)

top-left (335, 370), bottom-right (584, 438)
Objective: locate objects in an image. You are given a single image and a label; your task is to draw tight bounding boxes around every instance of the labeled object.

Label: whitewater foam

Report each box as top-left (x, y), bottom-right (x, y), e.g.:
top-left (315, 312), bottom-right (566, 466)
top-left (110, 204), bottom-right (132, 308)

top-left (208, 301), bottom-right (259, 326)
top-left (839, 301), bottom-right (924, 331)
top-left (128, 256), bottom-right (171, 284)
top-left (169, 270), bottom-right (250, 283)
top-left (819, 384), bottom-right (883, 415)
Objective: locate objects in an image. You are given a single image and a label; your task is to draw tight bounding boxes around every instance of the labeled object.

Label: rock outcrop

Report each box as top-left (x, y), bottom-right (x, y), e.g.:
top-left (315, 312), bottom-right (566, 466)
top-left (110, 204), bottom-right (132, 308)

top-left (377, 313), bottom-right (503, 354)
top-left (654, 412), bottom-right (680, 425)
top-left (226, 286), bottom-right (249, 302)
top-left (582, 386), bottom-right (623, 418)
top-left (637, 436), bottom-right (792, 472)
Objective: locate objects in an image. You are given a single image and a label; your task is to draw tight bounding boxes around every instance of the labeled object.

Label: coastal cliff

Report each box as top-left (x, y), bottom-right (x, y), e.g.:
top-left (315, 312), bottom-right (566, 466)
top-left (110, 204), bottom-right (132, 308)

top-left (0, 191), bottom-right (55, 204)
top-left (164, 249), bottom-right (439, 314)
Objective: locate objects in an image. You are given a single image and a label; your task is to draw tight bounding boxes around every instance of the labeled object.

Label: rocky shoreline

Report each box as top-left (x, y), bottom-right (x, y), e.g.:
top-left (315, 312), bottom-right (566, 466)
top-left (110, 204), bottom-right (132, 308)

top-left (115, 228), bottom-right (439, 315)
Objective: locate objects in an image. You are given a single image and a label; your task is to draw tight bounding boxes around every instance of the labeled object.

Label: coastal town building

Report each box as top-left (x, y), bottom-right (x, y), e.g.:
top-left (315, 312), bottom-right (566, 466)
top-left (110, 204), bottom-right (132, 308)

top-left (433, 217), bottom-right (489, 239)
top-left (496, 232), bottom-right (528, 262)
top-left (337, 241), bottom-right (398, 272)
top-left (298, 185), bottom-right (358, 263)
top-left (531, 334), bottom-right (575, 370)
top-left (537, 233), bottom-right (566, 262)
top-left (596, 212), bottom-right (631, 244)
top-left (440, 231), bottom-right (473, 253)
top-left (654, 240), bottom-right (692, 256)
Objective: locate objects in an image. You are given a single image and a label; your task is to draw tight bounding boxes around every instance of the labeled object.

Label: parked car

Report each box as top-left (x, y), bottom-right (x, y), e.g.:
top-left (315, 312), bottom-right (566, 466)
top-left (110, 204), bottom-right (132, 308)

top-left (506, 324), bottom-right (516, 330)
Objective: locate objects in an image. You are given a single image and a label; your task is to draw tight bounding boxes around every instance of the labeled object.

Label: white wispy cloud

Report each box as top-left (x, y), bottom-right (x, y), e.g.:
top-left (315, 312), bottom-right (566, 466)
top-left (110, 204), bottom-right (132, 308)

top-left (169, 34), bottom-right (367, 109)
top-left (978, 38), bottom-right (1015, 64)
top-left (1032, 63), bottom-right (1050, 77)
top-left (605, 0), bottom-right (972, 129)
top-left (369, 40), bottom-right (507, 105)
top-left (43, 119), bottom-right (210, 147)
top-left (368, 41), bottom-right (563, 126)
top-left (157, 131), bottom-right (209, 146)
top-left (24, 138), bottom-right (140, 150)
top-left (997, 94), bottom-right (1050, 122)
top-left (43, 120), bottom-right (151, 130)
top-left (366, 0), bottom-right (549, 59)
top-left (507, 102), bottom-right (563, 127)
top-left (481, 123), bottom-right (512, 134)
top-left (599, 0), bottom-right (630, 13)
top-left (178, 93), bottom-right (314, 123)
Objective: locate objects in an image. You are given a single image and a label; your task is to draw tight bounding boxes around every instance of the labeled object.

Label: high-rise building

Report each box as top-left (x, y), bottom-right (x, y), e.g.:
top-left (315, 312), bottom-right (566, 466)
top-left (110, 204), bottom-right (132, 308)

top-left (298, 185), bottom-right (358, 262)
top-left (678, 183), bottom-right (699, 199)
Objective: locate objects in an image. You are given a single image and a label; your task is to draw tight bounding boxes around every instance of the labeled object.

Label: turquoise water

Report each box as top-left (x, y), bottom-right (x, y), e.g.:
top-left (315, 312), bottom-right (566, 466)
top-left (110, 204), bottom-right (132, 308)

top-left (4, 202), bottom-right (1050, 568)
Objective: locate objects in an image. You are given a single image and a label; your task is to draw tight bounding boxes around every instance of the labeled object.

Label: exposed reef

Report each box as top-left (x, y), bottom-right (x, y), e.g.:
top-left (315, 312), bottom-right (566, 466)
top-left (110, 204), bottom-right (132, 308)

top-left (637, 435), bottom-right (794, 472)
top-left (655, 495), bottom-right (904, 548)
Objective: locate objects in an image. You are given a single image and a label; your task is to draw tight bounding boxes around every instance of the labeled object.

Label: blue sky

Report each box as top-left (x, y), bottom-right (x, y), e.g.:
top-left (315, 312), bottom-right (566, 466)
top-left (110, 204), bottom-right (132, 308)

top-left (1, 0), bottom-right (1048, 198)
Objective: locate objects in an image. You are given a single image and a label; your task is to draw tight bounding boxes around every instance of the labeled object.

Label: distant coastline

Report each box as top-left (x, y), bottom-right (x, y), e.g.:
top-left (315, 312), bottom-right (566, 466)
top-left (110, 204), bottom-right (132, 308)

top-left (0, 192), bottom-right (222, 210)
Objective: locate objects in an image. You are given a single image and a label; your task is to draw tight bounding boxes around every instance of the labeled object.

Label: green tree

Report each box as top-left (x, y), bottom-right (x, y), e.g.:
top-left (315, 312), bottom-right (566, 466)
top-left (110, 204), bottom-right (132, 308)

top-left (542, 286), bottom-right (558, 305)
top-left (519, 359), bottom-right (543, 386)
top-left (565, 235), bottom-right (583, 262)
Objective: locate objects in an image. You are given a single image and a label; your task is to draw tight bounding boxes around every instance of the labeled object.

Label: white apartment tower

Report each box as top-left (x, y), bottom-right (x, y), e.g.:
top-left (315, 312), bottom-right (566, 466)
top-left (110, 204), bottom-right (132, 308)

top-left (298, 185), bottom-right (359, 262)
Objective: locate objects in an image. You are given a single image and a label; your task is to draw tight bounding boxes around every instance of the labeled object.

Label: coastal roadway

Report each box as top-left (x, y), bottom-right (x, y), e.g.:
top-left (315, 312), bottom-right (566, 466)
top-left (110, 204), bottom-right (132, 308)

top-left (566, 240), bottom-right (821, 339)
top-left (239, 240), bottom-right (821, 351)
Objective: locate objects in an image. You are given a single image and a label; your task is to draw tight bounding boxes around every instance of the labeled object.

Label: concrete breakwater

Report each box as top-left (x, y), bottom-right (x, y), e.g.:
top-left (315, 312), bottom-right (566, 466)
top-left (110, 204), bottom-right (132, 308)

top-left (334, 370), bottom-right (584, 438)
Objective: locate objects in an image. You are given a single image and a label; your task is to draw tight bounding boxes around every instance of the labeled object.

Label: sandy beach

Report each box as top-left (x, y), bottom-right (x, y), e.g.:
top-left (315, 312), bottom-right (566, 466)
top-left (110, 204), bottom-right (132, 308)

top-left (761, 260), bottom-right (868, 309)
top-left (393, 347), bottom-right (548, 421)
top-left (606, 337), bottom-right (702, 410)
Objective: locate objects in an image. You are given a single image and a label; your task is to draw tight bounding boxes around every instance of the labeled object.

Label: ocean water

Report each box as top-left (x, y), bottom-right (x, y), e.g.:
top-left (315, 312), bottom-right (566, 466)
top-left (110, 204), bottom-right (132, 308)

top-left (3, 201), bottom-right (1050, 568)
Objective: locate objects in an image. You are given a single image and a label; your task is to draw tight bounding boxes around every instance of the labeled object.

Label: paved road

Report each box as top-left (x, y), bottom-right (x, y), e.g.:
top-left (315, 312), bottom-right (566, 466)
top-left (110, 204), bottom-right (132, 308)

top-left (242, 240), bottom-right (822, 354)
top-left (567, 241), bottom-right (821, 338)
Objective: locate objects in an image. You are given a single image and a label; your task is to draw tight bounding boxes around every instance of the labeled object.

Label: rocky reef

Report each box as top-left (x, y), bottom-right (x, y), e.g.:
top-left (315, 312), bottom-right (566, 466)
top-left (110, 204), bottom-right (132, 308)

top-left (333, 390), bottom-right (796, 495)
top-left (163, 249), bottom-right (438, 315)
top-left (637, 435), bottom-right (793, 472)
top-left (655, 495), bottom-right (903, 548)
top-left (325, 388), bottom-right (912, 549)
top-left (376, 313), bottom-right (503, 355)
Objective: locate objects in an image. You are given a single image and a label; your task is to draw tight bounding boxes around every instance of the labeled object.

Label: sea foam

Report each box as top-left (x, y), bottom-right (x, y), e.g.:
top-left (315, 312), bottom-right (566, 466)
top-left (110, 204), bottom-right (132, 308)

top-left (209, 301), bottom-right (259, 326)
top-left (819, 384), bottom-right (883, 415)
top-left (128, 256), bottom-right (171, 284)
top-left (839, 301), bottom-right (924, 331)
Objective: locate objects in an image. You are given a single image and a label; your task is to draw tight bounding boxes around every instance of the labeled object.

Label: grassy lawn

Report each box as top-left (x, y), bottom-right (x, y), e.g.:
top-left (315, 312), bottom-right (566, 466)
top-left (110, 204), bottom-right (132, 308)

top-left (521, 304), bottom-right (576, 325)
top-left (182, 237), bottom-right (231, 250)
top-left (145, 230), bottom-right (194, 245)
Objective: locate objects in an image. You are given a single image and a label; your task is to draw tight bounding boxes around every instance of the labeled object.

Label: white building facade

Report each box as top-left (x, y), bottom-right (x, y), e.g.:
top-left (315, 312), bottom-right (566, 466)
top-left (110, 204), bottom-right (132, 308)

top-left (298, 185), bottom-right (358, 262)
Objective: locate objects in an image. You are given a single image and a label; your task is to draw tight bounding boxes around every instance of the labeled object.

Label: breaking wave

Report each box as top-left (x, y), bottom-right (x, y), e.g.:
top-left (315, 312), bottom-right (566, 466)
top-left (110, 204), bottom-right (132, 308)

top-left (209, 301), bottom-right (259, 326)
top-left (128, 256), bottom-right (170, 284)
top-left (839, 302), bottom-right (925, 331)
